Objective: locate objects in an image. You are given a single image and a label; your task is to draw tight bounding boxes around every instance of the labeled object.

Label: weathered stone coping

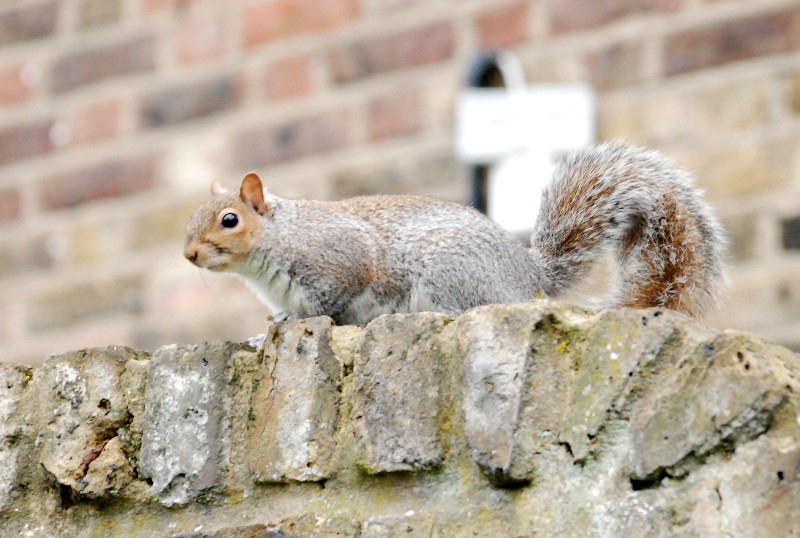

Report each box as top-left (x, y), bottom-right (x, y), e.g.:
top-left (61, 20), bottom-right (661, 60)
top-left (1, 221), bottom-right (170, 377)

top-left (1, 303), bottom-right (798, 536)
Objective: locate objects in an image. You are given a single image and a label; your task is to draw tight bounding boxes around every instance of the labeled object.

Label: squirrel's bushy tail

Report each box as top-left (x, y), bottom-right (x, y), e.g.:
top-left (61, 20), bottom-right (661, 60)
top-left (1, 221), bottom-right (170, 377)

top-left (530, 142), bottom-right (726, 317)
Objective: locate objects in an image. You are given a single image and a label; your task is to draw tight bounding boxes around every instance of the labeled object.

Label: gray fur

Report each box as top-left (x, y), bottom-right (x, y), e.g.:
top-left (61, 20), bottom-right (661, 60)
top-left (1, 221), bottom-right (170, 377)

top-left (184, 143), bottom-right (726, 324)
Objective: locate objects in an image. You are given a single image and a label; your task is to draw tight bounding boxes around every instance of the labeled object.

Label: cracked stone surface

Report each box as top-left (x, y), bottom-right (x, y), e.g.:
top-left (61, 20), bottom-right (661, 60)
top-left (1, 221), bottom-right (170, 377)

top-left (353, 312), bottom-right (450, 473)
top-left (139, 341), bottom-right (234, 506)
top-left (1, 305), bottom-right (799, 536)
top-left (38, 346), bottom-right (146, 498)
top-left (247, 316), bottom-right (340, 483)
top-left (629, 330), bottom-right (799, 480)
top-left (0, 364), bottom-right (32, 510)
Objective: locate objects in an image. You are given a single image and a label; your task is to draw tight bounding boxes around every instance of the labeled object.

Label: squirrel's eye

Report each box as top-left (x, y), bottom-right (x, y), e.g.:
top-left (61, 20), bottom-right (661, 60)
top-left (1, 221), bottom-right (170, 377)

top-left (221, 213), bottom-right (239, 228)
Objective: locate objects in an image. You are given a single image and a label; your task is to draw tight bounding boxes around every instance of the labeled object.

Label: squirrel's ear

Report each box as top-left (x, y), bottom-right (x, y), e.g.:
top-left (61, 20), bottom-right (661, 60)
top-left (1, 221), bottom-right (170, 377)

top-left (210, 180), bottom-right (226, 195)
top-left (240, 173), bottom-right (270, 217)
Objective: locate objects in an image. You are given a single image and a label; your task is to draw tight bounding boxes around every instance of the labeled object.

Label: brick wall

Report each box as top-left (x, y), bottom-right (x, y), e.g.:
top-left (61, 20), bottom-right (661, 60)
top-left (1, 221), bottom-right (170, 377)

top-left (2, 0), bottom-right (800, 364)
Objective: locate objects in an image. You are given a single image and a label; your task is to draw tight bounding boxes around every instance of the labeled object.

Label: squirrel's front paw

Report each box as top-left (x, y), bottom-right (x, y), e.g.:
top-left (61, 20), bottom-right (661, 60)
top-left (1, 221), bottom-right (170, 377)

top-left (268, 311), bottom-right (303, 323)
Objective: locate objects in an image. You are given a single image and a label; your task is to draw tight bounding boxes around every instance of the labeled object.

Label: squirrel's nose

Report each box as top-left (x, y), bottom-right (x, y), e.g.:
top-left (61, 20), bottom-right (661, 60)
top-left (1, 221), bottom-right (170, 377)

top-left (184, 245), bottom-right (198, 264)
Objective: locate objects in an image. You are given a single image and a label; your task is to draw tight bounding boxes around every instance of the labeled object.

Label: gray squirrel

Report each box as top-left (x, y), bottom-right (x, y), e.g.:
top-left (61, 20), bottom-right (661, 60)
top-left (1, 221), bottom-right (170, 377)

top-left (184, 142), bottom-right (726, 324)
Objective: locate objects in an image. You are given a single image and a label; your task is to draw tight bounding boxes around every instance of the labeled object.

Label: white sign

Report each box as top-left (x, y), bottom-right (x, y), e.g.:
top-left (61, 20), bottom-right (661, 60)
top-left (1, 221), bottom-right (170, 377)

top-left (487, 151), bottom-right (553, 235)
top-left (455, 52), bottom-right (596, 235)
top-left (455, 84), bottom-right (595, 163)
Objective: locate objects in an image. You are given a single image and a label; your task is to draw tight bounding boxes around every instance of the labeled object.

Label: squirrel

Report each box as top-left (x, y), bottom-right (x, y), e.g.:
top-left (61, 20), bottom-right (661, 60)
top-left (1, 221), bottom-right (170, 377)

top-left (184, 142), bottom-right (726, 325)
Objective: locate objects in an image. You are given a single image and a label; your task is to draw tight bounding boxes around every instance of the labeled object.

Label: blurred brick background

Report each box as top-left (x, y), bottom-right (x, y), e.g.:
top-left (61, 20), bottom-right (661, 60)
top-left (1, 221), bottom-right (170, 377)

top-left (2, 0), bottom-right (800, 365)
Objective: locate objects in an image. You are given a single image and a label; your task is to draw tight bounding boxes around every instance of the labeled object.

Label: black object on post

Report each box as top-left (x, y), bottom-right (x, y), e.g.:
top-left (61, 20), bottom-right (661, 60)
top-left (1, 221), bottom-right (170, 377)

top-left (464, 53), bottom-right (508, 213)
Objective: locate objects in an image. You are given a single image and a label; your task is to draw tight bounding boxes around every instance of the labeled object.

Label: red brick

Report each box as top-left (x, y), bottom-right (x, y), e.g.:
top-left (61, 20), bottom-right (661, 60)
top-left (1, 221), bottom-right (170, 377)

top-left (586, 42), bottom-right (646, 90)
top-left (550, 0), bottom-right (680, 33)
top-left (0, 2), bottom-right (58, 46)
top-left (368, 90), bottom-right (422, 140)
top-left (0, 188), bottom-right (21, 222)
top-left (52, 35), bottom-right (156, 94)
top-left (243, 0), bottom-right (360, 47)
top-left (476, 2), bottom-right (529, 49)
top-left (41, 156), bottom-right (157, 210)
top-left (265, 55), bottom-right (314, 101)
top-left (70, 100), bottom-right (122, 145)
top-left (665, 8), bottom-right (800, 76)
top-left (177, 15), bottom-right (225, 64)
top-left (0, 120), bottom-right (54, 166)
top-left (233, 110), bottom-right (349, 169)
top-left (141, 76), bottom-right (242, 127)
top-left (0, 64), bottom-right (31, 106)
top-left (328, 21), bottom-right (456, 84)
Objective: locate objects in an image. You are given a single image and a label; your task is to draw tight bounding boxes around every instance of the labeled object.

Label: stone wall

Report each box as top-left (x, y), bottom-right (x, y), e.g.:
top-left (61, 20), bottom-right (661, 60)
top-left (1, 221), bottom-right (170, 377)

top-left (1, 303), bottom-right (799, 537)
top-left (3, 0), bottom-right (800, 365)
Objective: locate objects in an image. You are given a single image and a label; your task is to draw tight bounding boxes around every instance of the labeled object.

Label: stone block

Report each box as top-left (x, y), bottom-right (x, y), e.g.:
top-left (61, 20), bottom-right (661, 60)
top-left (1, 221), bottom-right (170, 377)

top-left (80, 436), bottom-right (134, 498)
top-left (330, 325), bottom-right (365, 370)
top-left (629, 331), bottom-right (800, 480)
top-left (0, 364), bottom-right (33, 511)
top-left (247, 317), bottom-right (340, 483)
top-left (558, 308), bottom-right (699, 461)
top-left (2, 304), bottom-right (800, 534)
top-left (459, 304), bottom-right (541, 484)
top-left (38, 346), bottom-right (147, 499)
top-left (139, 342), bottom-right (235, 506)
top-left (354, 313), bottom-right (449, 473)
top-left (460, 305), bottom-right (711, 484)
top-left (685, 407), bottom-right (800, 536)
top-left (459, 303), bottom-right (584, 485)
